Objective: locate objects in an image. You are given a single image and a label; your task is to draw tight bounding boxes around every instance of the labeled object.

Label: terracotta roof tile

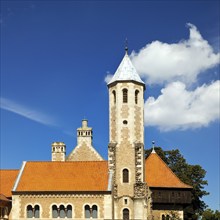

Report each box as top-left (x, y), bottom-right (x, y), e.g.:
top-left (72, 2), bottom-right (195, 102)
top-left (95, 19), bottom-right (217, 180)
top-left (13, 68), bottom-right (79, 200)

top-left (16, 161), bottom-right (109, 192)
top-left (0, 170), bottom-right (19, 197)
top-left (145, 153), bottom-right (192, 188)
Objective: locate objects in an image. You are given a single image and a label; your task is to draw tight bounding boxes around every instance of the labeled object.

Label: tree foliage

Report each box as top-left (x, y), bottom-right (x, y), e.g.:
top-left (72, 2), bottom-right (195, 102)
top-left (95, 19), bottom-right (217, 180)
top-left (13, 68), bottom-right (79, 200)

top-left (202, 209), bottom-right (220, 220)
top-left (145, 147), bottom-right (209, 218)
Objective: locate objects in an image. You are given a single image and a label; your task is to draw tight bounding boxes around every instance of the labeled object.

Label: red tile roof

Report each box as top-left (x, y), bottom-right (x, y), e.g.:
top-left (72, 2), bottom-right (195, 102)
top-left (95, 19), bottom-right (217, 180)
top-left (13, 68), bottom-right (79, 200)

top-left (0, 170), bottom-right (19, 197)
top-left (1, 152), bottom-right (191, 194)
top-left (16, 161), bottom-right (109, 192)
top-left (145, 153), bottom-right (192, 188)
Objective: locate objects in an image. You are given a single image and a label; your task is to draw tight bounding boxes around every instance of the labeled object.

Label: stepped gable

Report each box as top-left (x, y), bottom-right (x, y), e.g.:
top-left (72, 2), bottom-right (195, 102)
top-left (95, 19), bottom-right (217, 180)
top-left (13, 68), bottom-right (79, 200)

top-left (145, 152), bottom-right (192, 188)
top-left (14, 161), bottom-right (109, 192)
top-left (0, 170), bottom-right (19, 197)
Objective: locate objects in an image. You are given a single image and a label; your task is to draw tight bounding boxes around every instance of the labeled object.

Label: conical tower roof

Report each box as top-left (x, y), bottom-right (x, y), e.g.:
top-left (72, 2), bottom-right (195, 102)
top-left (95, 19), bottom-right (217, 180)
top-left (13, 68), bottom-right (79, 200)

top-left (108, 50), bottom-right (145, 86)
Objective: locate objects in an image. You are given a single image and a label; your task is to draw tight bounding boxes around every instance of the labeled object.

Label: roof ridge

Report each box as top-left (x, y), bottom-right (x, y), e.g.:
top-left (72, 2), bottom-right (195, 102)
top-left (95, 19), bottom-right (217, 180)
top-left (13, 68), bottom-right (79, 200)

top-left (26, 160), bottom-right (108, 163)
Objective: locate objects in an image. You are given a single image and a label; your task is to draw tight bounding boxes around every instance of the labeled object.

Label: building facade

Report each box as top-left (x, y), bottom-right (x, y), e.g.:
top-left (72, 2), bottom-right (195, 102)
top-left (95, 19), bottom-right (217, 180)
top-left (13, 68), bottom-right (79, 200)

top-left (0, 49), bottom-right (192, 220)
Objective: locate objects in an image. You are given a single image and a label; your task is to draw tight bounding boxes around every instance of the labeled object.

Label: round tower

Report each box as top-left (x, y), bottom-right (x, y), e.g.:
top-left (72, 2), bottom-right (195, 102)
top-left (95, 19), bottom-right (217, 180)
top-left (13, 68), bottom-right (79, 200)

top-left (107, 48), bottom-right (147, 219)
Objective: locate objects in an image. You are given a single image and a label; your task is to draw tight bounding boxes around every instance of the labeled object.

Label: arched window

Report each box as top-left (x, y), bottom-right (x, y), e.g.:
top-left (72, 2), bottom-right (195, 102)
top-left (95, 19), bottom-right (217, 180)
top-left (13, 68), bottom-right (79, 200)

top-left (66, 205), bottom-right (72, 218)
top-left (135, 90), bottom-right (139, 104)
top-left (166, 215), bottom-right (170, 220)
top-left (60, 205), bottom-right (65, 218)
top-left (27, 205), bottom-right (33, 218)
top-left (123, 89), bottom-right (128, 103)
top-left (162, 214), bottom-right (166, 220)
top-left (92, 205), bottom-right (98, 218)
top-left (123, 169), bottom-right (129, 183)
top-left (123, 208), bottom-right (129, 220)
top-left (112, 90), bottom-right (116, 104)
top-left (34, 205), bottom-right (40, 218)
top-left (0, 207), bottom-right (7, 219)
top-left (85, 205), bottom-right (90, 218)
top-left (52, 205), bottom-right (58, 218)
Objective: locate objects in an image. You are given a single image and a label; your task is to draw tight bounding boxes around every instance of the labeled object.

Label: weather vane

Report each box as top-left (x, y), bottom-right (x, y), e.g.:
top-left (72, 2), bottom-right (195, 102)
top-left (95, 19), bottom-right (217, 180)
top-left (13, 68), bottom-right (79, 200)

top-left (125, 38), bottom-right (128, 53)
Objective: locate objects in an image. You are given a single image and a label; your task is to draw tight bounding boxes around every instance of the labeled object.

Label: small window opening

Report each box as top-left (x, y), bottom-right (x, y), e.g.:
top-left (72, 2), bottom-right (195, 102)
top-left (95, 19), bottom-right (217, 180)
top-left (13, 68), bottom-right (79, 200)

top-left (85, 205), bottom-right (98, 218)
top-left (67, 205), bottom-right (72, 218)
top-left (123, 169), bottom-right (129, 183)
top-left (166, 215), bottom-right (170, 220)
top-left (123, 89), bottom-right (128, 103)
top-left (27, 205), bottom-right (33, 218)
top-left (112, 90), bottom-right (116, 104)
top-left (123, 120), bottom-right (128, 125)
top-left (92, 205), bottom-right (98, 218)
top-left (34, 205), bottom-right (40, 218)
top-left (135, 90), bottom-right (139, 104)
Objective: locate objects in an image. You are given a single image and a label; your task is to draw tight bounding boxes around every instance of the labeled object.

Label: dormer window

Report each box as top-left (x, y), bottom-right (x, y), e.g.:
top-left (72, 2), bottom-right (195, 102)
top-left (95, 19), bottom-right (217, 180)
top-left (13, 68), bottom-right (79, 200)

top-left (123, 89), bottom-right (128, 103)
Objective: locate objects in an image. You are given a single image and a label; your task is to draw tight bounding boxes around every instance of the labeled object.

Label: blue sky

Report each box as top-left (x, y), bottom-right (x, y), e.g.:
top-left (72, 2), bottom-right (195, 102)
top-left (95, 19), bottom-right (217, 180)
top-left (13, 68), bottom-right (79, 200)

top-left (0, 0), bottom-right (219, 211)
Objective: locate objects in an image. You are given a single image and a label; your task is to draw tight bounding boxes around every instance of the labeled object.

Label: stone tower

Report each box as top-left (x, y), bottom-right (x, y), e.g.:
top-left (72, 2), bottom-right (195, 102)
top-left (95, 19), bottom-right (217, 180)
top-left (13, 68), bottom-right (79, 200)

top-left (108, 49), bottom-right (147, 219)
top-left (51, 142), bottom-right (66, 161)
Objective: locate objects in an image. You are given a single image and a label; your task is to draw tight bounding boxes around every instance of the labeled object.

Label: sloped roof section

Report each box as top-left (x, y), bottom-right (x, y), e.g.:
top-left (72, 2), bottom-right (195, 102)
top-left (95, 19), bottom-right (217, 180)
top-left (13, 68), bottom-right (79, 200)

top-left (0, 170), bottom-right (19, 197)
top-left (145, 152), bottom-right (192, 188)
top-left (15, 161), bottom-right (109, 192)
top-left (108, 52), bottom-right (145, 86)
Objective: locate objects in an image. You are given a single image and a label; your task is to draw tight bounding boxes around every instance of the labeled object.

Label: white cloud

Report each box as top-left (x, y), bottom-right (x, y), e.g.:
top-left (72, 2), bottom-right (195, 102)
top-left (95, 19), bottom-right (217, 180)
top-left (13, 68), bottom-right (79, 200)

top-left (144, 80), bottom-right (220, 131)
top-left (0, 97), bottom-right (56, 126)
top-left (131, 23), bottom-right (220, 85)
top-left (104, 73), bottom-right (113, 84)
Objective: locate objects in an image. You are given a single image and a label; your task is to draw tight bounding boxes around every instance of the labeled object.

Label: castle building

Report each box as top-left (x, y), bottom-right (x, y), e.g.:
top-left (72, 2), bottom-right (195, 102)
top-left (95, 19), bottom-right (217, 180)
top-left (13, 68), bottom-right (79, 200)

top-left (0, 49), bottom-right (192, 220)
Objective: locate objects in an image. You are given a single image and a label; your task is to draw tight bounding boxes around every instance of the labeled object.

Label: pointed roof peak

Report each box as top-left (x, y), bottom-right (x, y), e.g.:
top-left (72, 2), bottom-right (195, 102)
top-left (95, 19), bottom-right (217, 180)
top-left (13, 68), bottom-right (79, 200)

top-left (108, 49), bottom-right (145, 86)
top-left (151, 141), bottom-right (156, 154)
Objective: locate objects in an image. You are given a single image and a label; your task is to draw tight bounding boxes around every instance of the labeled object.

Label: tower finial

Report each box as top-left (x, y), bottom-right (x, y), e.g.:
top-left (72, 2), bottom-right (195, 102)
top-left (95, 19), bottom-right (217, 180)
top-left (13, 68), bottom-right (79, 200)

top-left (152, 141), bottom-right (156, 153)
top-left (125, 38), bottom-right (128, 54)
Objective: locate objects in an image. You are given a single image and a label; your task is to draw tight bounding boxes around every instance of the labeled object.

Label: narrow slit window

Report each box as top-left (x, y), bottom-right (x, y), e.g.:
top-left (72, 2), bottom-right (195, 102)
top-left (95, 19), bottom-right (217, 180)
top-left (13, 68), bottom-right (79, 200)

top-left (112, 90), bottom-right (116, 104)
top-left (123, 89), bottom-right (128, 103)
top-left (135, 90), bottom-right (139, 104)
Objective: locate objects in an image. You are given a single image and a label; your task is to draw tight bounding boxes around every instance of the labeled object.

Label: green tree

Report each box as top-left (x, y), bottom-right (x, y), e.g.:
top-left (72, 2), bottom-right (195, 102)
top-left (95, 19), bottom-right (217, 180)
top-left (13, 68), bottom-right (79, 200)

top-left (202, 208), bottom-right (220, 220)
top-left (145, 147), bottom-right (209, 219)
